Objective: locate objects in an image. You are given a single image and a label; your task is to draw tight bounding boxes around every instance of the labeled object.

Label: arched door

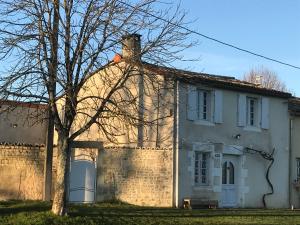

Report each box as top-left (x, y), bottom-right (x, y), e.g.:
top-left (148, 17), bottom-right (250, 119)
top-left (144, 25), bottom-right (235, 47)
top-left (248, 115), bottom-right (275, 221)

top-left (221, 159), bottom-right (237, 207)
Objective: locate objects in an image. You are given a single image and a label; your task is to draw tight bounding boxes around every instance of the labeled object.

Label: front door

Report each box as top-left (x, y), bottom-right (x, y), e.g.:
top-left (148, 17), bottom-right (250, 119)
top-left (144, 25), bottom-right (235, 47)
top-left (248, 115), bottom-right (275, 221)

top-left (69, 148), bottom-right (97, 203)
top-left (221, 155), bottom-right (238, 207)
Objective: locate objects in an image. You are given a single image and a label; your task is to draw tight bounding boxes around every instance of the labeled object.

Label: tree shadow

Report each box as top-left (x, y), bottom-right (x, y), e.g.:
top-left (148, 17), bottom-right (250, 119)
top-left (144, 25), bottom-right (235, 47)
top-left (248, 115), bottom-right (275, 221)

top-left (0, 200), bottom-right (50, 215)
top-left (68, 204), bottom-right (300, 219)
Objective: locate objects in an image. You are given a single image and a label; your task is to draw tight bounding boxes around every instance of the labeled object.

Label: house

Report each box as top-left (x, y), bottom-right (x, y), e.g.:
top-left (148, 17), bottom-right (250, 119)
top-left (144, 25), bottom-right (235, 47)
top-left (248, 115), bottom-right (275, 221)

top-left (1, 34), bottom-right (300, 209)
top-left (0, 100), bottom-right (48, 145)
top-left (0, 100), bottom-right (48, 200)
top-left (70, 34), bottom-right (300, 209)
top-left (288, 98), bottom-right (300, 208)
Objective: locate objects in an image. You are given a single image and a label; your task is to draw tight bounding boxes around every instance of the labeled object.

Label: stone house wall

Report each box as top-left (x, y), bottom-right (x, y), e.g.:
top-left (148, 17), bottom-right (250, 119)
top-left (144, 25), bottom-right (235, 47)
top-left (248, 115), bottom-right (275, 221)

top-left (0, 144), bottom-right (57, 200)
top-left (97, 147), bottom-right (173, 207)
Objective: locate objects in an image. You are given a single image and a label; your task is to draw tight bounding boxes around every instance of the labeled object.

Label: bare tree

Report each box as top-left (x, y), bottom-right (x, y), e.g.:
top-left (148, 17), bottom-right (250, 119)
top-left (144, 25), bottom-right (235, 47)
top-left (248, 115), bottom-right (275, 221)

top-left (243, 66), bottom-right (288, 92)
top-left (0, 0), bottom-right (193, 215)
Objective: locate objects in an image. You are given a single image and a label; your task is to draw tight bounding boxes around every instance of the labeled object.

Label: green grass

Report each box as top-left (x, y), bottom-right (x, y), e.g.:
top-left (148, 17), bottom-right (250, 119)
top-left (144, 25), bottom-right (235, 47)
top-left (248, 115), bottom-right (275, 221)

top-left (1, 201), bottom-right (300, 225)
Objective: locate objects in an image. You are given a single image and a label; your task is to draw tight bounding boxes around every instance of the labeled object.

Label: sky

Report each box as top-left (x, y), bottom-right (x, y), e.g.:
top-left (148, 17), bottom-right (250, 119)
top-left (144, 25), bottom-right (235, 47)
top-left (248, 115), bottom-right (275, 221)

top-left (169, 0), bottom-right (300, 96)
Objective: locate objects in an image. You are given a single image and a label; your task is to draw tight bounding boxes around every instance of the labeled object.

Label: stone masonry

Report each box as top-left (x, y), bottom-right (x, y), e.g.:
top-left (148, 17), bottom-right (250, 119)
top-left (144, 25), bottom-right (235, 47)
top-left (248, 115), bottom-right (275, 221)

top-left (97, 147), bottom-right (173, 207)
top-left (0, 144), bottom-right (173, 207)
top-left (0, 144), bottom-right (57, 200)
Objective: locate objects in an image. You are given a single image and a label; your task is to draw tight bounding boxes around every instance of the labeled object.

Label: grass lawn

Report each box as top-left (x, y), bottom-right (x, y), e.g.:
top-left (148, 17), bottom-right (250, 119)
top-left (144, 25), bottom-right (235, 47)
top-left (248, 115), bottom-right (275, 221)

top-left (1, 201), bottom-right (300, 225)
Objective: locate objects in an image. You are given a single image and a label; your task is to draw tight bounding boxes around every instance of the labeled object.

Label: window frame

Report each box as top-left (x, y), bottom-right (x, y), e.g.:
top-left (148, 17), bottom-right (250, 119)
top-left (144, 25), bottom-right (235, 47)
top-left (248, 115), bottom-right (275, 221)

top-left (222, 161), bottom-right (235, 185)
top-left (194, 151), bottom-right (210, 186)
top-left (296, 158), bottom-right (300, 182)
top-left (246, 97), bottom-right (259, 127)
top-left (197, 89), bottom-right (211, 121)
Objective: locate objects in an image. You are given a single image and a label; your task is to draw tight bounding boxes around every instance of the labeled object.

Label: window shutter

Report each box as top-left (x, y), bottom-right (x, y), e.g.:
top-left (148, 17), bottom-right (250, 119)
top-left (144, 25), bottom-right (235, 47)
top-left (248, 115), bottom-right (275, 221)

top-left (261, 97), bottom-right (269, 129)
top-left (237, 94), bottom-right (246, 126)
top-left (187, 85), bottom-right (197, 120)
top-left (214, 90), bottom-right (223, 123)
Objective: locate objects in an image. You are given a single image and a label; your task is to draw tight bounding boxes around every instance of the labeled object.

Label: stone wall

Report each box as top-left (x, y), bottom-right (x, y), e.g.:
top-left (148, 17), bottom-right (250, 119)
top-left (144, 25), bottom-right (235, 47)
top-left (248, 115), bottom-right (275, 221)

top-left (97, 147), bottom-right (173, 207)
top-left (0, 144), bottom-right (173, 206)
top-left (0, 144), bottom-right (56, 200)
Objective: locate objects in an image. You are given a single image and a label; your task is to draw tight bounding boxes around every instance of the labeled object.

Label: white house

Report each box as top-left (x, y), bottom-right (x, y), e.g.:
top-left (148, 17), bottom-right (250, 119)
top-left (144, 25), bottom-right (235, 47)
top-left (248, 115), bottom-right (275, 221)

top-left (71, 34), bottom-right (298, 209)
top-left (142, 62), bottom-right (292, 208)
top-left (2, 34), bottom-right (299, 209)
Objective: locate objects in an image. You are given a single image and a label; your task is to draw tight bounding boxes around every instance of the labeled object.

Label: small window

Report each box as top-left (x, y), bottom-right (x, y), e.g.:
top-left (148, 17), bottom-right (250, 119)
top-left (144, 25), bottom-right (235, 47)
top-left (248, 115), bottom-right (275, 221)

top-left (247, 97), bottom-right (258, 127)
top-left (296, 158), bottom-right (300, 181)
top-left (222, 161), bottom-right (234, 184)
top-left (197, 90), bottom-right (211, 121)
top-left (194, 152), bottom-right (210, 185)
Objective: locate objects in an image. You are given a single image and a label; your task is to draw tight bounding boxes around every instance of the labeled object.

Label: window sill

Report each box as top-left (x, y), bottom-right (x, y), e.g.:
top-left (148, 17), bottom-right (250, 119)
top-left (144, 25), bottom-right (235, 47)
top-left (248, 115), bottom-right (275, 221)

top-left (194, 120), bottom-right (215, 126)
top-left (193, 185), bottom-right (213, 191)
top-left (243, 126), bottom-right (261, 132)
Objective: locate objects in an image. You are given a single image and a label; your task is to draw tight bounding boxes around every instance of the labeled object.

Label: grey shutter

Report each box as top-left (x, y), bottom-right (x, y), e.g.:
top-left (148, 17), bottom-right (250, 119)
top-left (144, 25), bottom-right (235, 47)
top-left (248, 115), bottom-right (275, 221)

top-left (238, 94), bottom-right (246, 126)
top-left (261, 97), bottom-right (269, 129)
top-left (187, 85), bottom-right (197, 120)
top-left (214, 90), bottom-right (223, 123)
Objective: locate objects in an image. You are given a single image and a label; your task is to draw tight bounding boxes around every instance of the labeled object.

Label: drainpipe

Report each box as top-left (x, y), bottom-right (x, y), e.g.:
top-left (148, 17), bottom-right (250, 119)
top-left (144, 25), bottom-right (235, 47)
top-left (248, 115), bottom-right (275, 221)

top-left (289, 118), bottom-right (293, 207)
top-left (172, 79), bottom-right (179, 207)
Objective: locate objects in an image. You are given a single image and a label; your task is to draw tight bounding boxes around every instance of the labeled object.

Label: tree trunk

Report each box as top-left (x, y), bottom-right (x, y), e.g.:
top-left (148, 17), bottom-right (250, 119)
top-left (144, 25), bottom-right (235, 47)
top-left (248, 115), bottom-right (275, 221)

top-left (51, 133), bottom-right (70, 215)
top-left (43, 109), bottom-right (55, 201)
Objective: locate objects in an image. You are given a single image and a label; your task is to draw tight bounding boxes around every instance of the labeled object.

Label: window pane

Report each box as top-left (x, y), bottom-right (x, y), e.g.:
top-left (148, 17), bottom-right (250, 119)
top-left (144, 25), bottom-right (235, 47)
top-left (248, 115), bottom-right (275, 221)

top-left (194, 152), bottom-right (199, 184)
top-left (194, 152), bottom-right (209, 185)
top-left (203, 92), bottom-right (207, 120)
top-left (222, 162), bottom-right (227, 184)
top-left (250, 99), bottom-right (255, 126)
top-left (197, 91), bottom-right (201, 119)
top-left (197, 90), bottom-right (210, 121)
top-left (229, 162), bottom-right (234, 184)
top-left (247, 97), bottom-right (257, 126)
top-left (297, 158), bottom-right (300, 181)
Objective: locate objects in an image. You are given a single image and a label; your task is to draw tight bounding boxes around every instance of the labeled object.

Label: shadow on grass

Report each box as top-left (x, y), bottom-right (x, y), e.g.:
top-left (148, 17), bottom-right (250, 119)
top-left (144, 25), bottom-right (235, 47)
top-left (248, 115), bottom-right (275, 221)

top-left (69, 204), bottom-right (300, 219)
top-left (0, 200), bottom-right (51, 215)
top-left (1, 200), bottom-right (300, 220)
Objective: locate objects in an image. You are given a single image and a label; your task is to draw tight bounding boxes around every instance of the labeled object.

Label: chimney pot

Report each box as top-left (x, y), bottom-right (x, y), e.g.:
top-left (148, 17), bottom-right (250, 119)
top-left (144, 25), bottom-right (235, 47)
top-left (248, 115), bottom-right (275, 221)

top-left (113, 53), bottom-right (122, 63)
top-left (122, 33), bottom-right (141, 61)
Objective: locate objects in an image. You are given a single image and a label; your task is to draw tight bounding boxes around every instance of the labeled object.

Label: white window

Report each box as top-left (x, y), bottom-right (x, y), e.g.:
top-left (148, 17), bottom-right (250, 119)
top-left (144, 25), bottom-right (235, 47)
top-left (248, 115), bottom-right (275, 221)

top-left (197, 90), bottom-right (211, 121)
top-left (222, 161), bottom-right (234, 184)
top-left (194, 152), bottom-right (210, 185)
top-left (187, 85), bottom-right (223, 124)
top-left (247, 97), bottom-right (258, 127)
top-left (238, 95), bottom-right (269, 130)
top-left (297, 158), bottom-right (300, 181)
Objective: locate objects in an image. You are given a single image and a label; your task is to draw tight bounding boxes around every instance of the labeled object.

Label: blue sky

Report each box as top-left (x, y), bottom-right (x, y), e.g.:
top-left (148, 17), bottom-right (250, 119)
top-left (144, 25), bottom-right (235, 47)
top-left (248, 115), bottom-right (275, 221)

top-left (171, 0), bottom-right (300, 96)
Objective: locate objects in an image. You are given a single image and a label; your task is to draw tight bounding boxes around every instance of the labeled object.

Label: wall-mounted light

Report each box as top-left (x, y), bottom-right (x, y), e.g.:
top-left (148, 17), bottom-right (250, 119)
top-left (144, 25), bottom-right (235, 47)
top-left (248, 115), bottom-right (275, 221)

top-left (234, 134), bottom-right (241, 139)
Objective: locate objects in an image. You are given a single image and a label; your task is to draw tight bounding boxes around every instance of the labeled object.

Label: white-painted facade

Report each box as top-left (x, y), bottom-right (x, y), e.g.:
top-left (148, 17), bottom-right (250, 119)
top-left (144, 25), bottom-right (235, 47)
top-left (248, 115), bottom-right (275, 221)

top-left (176, 83), bottom-right (291, 208)
top-left (64, 34), bottom-right (300, 208)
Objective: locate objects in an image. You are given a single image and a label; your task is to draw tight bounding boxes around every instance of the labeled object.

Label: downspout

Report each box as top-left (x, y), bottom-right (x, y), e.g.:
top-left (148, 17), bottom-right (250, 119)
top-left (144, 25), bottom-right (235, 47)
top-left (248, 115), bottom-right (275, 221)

top-left (288, 118), bottom-right (293, 207)
top-left (172, 79), bottom-right (179, 207)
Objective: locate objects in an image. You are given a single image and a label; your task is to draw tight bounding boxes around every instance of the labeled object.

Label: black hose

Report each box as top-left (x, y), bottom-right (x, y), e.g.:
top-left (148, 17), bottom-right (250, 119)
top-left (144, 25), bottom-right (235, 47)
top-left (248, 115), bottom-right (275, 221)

top-left (246, 147), bottom-right (275, 208)
top-left (262, 157), bottom-right (274, 208)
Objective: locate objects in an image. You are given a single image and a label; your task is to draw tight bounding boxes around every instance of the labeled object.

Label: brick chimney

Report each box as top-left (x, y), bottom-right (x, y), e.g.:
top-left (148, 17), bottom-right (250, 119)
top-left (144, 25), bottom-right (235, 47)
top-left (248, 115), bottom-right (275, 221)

top-left (122, 34), bottom-right (141, 61)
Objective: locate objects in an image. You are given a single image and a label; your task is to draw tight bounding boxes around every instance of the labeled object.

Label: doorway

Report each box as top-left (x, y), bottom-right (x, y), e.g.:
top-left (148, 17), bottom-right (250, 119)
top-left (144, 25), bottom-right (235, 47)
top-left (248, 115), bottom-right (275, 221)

top-left (221, 155), bottom-right (239, 207)
top-left (68, 141), bottom-right (102, 203)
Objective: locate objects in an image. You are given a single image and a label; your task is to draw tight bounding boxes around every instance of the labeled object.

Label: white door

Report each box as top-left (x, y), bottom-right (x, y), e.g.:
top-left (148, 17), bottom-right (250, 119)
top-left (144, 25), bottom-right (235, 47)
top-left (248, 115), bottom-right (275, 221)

top-left (221, 156), bottom-right (238, 207)
top-left (69, 149), bottom-right (97, 203)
